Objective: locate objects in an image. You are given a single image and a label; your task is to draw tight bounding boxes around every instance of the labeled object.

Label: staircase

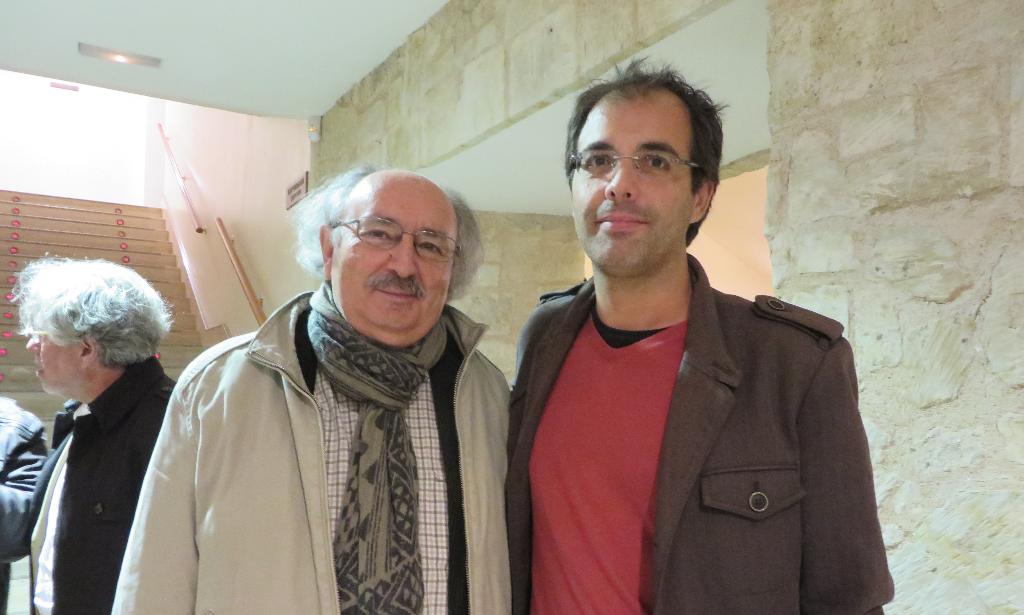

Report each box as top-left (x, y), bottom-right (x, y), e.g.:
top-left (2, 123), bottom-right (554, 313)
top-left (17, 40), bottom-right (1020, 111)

top-left (0, 189), bottom-right (206, 425)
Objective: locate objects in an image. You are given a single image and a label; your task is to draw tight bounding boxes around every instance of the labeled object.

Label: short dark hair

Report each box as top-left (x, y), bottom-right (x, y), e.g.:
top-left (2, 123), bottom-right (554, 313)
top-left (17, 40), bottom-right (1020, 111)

top-left (565, 59), bottom-right (725, 245)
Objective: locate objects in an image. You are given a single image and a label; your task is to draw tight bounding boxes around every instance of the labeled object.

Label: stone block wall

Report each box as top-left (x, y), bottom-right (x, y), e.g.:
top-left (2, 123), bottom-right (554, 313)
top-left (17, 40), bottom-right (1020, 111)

top-left (308, 0), bottom-right (1022, 607)
top-left (311, 0), bottom-right (727, 181)
top-left (310, 0), bottom-right (725, 377)
top-left (767, 0), bottom-right (1023, 610)
top-left (451, 211), bottom-right (584, 379)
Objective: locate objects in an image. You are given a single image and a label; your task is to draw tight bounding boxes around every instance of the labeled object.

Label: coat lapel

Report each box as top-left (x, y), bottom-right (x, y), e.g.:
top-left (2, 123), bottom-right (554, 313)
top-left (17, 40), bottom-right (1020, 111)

top-left (508, 281), bottom-right (595, 481)
top-left (651, 257), bottom-right (741, 602)
top-left (507, 282), bottom-right (595, 615)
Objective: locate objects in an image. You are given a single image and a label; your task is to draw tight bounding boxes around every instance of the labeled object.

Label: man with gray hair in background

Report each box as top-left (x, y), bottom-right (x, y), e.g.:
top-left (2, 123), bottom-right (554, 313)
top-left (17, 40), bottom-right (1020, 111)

top-left (12, 258), bottom-right (174, 615)
top-left (115, 167), bottom-right (511, 615)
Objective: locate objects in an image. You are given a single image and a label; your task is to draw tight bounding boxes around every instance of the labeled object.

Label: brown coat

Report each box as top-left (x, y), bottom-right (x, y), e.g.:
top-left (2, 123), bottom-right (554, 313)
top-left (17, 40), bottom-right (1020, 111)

top-left (507, 256), bottom-right (893, 614)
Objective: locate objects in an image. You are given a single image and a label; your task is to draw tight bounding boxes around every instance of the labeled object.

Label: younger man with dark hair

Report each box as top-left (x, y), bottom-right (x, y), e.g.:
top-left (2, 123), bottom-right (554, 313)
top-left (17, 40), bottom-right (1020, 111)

top-left (507, 61), bottom-right (893, 614)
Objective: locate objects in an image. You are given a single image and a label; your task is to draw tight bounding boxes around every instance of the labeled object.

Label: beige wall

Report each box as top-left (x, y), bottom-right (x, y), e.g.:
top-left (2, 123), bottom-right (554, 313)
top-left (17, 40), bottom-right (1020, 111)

top-left (309, 0), bottom-right (1021, 609)
top-left (154, 102), bottom-right (311, 337)
top-left (690, 167), bottom-right (773, 299)
top-left (451, 211), bottom-right (584, 379)
top-left (767, 0), bottom-right (1023, 610)
top-left (311, 0), bottom-right (727, 183)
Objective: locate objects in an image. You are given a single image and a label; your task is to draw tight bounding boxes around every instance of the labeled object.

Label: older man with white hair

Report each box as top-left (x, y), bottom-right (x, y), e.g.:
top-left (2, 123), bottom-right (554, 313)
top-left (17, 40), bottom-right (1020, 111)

top-left (13, 258), bottom-right (174, 615)
top-left (115, 167), bottom-right (510, 615)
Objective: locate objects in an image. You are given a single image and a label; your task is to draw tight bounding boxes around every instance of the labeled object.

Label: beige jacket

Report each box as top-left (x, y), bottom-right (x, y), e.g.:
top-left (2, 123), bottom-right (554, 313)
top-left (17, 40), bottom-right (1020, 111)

top-left (112, 294), bottom-right (511, 615)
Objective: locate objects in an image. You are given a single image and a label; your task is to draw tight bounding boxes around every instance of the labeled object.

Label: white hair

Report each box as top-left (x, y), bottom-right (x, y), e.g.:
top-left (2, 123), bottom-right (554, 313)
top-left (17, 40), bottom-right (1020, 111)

top-left (290, 165), bottom-right (484, 299)
top-left (14, 258), bottom-right (172, 367)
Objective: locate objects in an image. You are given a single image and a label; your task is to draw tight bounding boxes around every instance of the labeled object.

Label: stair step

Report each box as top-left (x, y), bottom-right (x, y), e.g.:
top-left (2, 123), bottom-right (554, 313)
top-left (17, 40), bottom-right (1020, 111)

top-left (0, 191), bottom-right (214, 385)
top-left (0, 192), bottom-right (163, 219)
top-left (0, 313), bottom-right (198, 341)
top-left (0, 280), bottom-right (189, 301)
top-left (0, 240), bottom-right (177, 267)
top-left (0, 214), bottom-right (168, 242)
top-left (1, 255), bottom-right (184, 283)
top-left (1, 227), bottom-right (173, 255)
top-left (0, 289), bottom-right (198, 330)
top-left (1, 298), bottom-right (194, 326)
top-left (5, 377), bottom-right (182, 418)
top-left (2, 357), bottom-right (195, 409)
top-left (0, 321), bottom-right (199, 340)
top-left (5, 392), bottom-right (77, 418)
top-left (0, 343), bottom-right (202, 366)
top-left (1, 202), bottom-right (166, 230)
top-left (0, 365), bottom-right (43, 390)
top-left (0, 315), bottom-right (199, 339)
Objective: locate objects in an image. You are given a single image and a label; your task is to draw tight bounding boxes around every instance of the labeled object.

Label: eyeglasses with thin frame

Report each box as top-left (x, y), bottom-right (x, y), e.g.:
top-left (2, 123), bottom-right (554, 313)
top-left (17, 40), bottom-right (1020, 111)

top-left (22, 329), bottom-right (50, 343)
top-left (332, 215), bottom-right (459, 263)
top-left (571, 149), bottom-right (701, 179)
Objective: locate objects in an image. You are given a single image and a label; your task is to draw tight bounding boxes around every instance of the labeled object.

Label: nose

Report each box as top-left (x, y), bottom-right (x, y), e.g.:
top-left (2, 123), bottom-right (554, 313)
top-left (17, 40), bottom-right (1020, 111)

top-left (604, 160), bottom-right (639, 202)
top-left (386, 234), bottom-right (419, 277)
top-left (26, 336), bottom-right (39, 353)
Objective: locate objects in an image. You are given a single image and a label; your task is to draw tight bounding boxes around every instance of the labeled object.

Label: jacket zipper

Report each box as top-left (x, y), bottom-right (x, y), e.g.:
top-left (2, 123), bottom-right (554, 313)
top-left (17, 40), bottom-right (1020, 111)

top-left (250, 352), bottom-right (339, 615)
top-left (452, 340), bottom-right (477, 614)
top-left (255, 317), bottom-right (485, 614)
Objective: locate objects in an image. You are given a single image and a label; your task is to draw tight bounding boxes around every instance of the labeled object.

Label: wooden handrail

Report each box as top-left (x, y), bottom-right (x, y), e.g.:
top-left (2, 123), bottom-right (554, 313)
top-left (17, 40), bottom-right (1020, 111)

top-left (214, 217), bottom-right (266, 325)
top-left (157, 123), bottom-right (206, 234)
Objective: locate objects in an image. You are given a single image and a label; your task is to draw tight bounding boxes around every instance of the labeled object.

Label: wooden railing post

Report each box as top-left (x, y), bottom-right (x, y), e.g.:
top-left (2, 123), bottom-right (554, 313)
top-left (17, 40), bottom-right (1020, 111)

top-left (157, 123), bottom-right (205, 234)
top-left (158, 123), bottom-right (266, 327)
top-left (215, 217), bottom-right (266, 325)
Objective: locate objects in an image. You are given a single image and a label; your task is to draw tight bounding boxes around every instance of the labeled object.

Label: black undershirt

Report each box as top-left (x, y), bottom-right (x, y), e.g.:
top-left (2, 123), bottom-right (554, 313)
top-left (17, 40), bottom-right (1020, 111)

top-left (295, 313), bottom-right (468, 615)
top-left (591, 309), bottom-right (667, 348)
top-left (428, 334), bottom-right (469, 615)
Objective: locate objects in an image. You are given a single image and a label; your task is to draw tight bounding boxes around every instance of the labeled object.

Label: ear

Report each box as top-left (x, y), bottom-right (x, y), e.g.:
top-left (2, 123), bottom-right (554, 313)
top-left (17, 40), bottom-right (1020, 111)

top-left (79, 338), bottom-right (99, 364)
top-left (690, 181), bottom-right (717, 224)
top-left (319, 225), bottom-right (334, 281)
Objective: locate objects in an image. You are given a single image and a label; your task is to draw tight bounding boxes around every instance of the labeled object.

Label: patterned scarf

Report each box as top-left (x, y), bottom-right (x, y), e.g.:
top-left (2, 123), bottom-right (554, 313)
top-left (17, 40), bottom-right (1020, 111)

top-left (307, 283), bottom-right (446, 615)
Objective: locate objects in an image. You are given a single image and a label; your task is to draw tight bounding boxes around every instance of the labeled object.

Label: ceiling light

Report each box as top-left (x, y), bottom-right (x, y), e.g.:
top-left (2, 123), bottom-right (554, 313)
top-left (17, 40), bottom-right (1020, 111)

top-left (78, 43), bottom-right (161, 68)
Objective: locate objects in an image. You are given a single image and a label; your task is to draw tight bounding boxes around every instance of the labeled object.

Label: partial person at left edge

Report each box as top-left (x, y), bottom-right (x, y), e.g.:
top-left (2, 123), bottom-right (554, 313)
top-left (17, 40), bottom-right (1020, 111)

top-left (0, 397), bottom-right (46, 615)
top-left (12, 258), bottom-right (174, 615)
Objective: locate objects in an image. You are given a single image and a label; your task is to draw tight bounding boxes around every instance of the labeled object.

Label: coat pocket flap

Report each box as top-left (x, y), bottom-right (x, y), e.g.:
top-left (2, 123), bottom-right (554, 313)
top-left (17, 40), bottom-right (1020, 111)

top-left (701, 466), bottom-right (805, 521)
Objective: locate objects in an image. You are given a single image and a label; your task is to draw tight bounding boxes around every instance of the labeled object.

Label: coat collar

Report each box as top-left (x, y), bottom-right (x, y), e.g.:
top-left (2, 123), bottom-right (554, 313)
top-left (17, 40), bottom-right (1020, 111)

top-left (86, 356), bottom-right (168, 433)
top-left (245, 293), bottom-right (314, 393)
top-left (679, 254), bottom-right (741, 388)
top-left (523, 254), bottom-right (740, 389)
top-left (246, 291), bottom-right (488, 393)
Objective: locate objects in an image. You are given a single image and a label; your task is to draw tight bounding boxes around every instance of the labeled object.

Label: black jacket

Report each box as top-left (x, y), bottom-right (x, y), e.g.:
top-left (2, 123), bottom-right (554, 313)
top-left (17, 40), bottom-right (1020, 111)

top-left (0, 404), bottom-right (46, 615)
top-left (29, 357), bottom-right (173, 615)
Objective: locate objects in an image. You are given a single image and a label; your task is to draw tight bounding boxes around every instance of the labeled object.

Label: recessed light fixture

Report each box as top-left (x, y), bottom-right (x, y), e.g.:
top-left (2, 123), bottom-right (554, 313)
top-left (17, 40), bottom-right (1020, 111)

top-left (78, 42), bottom-right (161, 68)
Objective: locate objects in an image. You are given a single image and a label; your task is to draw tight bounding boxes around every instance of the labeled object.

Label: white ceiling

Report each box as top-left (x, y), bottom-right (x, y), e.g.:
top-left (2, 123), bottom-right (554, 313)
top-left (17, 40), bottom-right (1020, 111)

top-left (0, 0), bottom-right (769, 218)
top-left (0, 0), bottom-right (448, 118)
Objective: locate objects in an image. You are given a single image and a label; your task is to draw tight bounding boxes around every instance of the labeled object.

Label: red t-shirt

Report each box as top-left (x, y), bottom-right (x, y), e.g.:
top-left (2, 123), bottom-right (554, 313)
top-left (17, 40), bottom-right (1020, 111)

top-left (529, 317), bottom-right (688, 615)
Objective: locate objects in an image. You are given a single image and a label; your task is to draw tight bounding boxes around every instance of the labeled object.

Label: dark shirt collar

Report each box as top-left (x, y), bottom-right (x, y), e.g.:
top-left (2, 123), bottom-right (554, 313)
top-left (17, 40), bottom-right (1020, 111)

top-left (85, 357), bottom-right (167, 433)
top-left (552, 255), bottom-right (740, 389)
top-left (590, 309), bottom-right (667, 348)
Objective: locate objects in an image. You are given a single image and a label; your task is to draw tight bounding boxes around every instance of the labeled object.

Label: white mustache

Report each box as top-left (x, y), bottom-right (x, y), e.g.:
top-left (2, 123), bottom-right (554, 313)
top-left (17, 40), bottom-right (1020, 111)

top-left (367, 272), bottom-right (424, 298)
